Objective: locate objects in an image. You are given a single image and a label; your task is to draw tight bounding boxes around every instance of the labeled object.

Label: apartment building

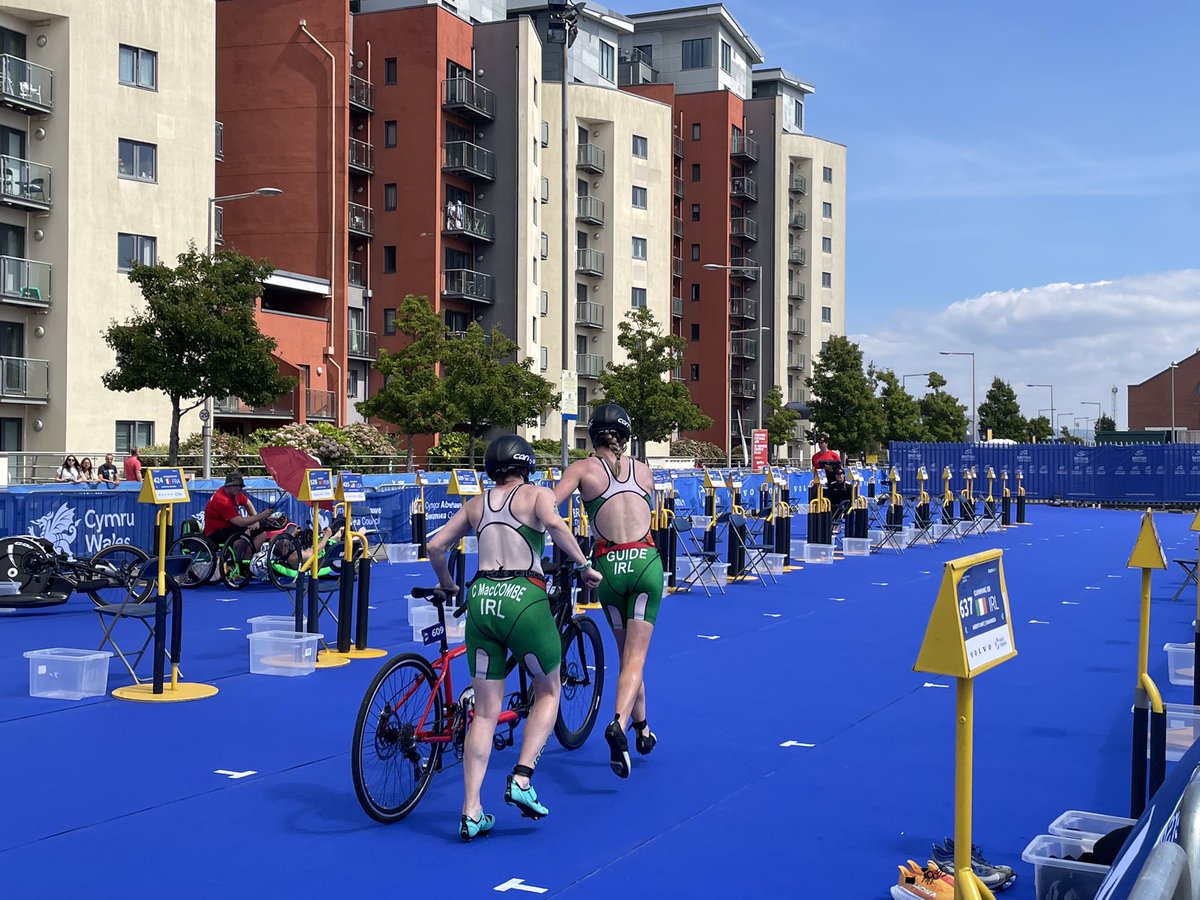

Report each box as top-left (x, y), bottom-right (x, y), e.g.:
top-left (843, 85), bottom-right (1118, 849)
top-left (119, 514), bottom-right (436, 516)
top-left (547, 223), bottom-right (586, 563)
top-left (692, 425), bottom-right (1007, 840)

top-left (0, 1), bottom-right (216, 459)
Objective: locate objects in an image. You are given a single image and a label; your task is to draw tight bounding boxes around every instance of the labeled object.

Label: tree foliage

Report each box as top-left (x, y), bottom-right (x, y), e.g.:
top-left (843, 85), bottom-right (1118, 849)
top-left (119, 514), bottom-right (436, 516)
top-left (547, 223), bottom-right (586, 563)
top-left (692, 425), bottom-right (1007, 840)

top-left (918, 370), bottom-right (970, 442)
top-left (977, 378), bottom-right (1027, 441)
top-left (1027, 415), bottom-right (1053, 441)
top-left (1096, 413), bottom-right (1117, 434)
top-left (806, 336), bottom-right (885, 455)
top-left (597, 306), bottom-right (712, 458)
top-left (102, 244), bottom-right (295, 463)
top-left (871, 366), bottom-right (925, 443)
top-left (763, 385), bottom-right (802, 460)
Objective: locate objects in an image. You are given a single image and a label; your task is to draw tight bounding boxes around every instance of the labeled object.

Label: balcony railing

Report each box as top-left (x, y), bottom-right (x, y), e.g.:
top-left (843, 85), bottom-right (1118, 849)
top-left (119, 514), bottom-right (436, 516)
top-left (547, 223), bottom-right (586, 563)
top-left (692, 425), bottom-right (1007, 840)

top-left (729, 257), bottom-right (758, 279)
top-left (576, 248), bottom-right (605, 277)
top-left (1, 55), bottom-right (53, 114)
top-left (788, 316), bottom-right (805, 335)
top-left (443, 268), bottom-right (494, 303)
top-left (0, 357), bottom-right (48, 402)
top-left (215, 121), bottom-right (224, 161)
top-left (730, 176), bottom-right (758, 201)
top-left (672, 366), bottom-right (684, 382)
top-left (788, 283), bottom-right (806, 301)
top-left (730, 377), bottom-right (756, 398)
top-left (0, 156), bottom-right (52, 210)
top-left (789, 247), bottom-right (807, 266)
top-left (444, 202), bottom-right (495, 242)
top-left (443, 141), bottom-right (496, 180)
top-left (672, 297), bottom-right (683, 317)
top-left (730, 216), bottom-right (758, 241)
top-left (214, 393), bottom-right (295, 417)
top-left (576, 300), bottom-right (604, 328)
top-left (731, 337), bottom-right (757, 359)
top-left (576, 353), bottom-right (605, 378)
top-left (730, 134), bottom-right (759, 162)
top-left (307, 388), bottom-right (336, 420)
top-left (348, 329), bottom-right (378, 359)
top-left (348, 260), bottom-right (365, 287)
top-left (730, 297), bottom-right (756, 319)
top-left (618, 47), bottom-right (658, 86)
top-left (673, 134), bottom-right (684, 158)
top-left (673, 215), bottom-right (683, 238)
top-left (788, 352), bottom-right (805, 369)
top-left (1, 256), bottom-right (51, 307)
top-left (577, 143), bottom-right (605, 173)
top-left (789, 174), bottom-right (808, 194)
top-left (349, 73), bottom-right (374, 111)
top-left (348, 201), bottom-right (374, 236)
top-left (442, 76), bottom-right (495, 120)
top-left (349, 137), bottom-right (374, 173)
top-left (576, 195), bottom-right (605, 225)
top-left (789, 211), bottom-right (808, 230)
top-left (673, 175), bottom-right (684, 198)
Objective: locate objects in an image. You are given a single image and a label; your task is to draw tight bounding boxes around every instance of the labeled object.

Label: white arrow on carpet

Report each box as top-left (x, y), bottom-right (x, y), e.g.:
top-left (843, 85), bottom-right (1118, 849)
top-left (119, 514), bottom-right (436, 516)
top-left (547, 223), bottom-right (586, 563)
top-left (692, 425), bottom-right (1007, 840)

top-left (830, 597), bottom-right (845, 602)
top-left (871, 582), bottom-right (889, 587)
top-left (218, 627), bottom-right (240, 632)
top-left (216, 597), bottom-right (237, 603)
top-left (1062, 601), bottom-right (1080, 606)
top-left (1084, 586), bottom-right (1101, 591)
top-left (763, 613), bottom-right (782, 618)
top-left (1029, 619), bottom-right (1051, 625)
top-left (494, 878), bottom-right (549, 894)
top-left (697, 634), bottom-right (720, 640)
top-left (214, 769), bottom-right (257, 780)
top-left (923, 682), bottom-right (949, 689)
top-left (779, 740), bottom-right (815, 748)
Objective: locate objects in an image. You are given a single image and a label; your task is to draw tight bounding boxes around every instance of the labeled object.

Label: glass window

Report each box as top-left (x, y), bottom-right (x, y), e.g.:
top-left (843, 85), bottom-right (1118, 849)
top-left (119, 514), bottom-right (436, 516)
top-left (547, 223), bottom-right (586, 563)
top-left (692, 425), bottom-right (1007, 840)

top-left (690, 364), bottom-right (700, 381)
top-left (690, 283), bottom-right (700, 301)
top-left (821, 271), bottom-right (832, 288)
top-left (822, 201), bottom-right (832, 218)
top-left (117, 233), bottom-right (156, 271)
top-left (720, 39), bottom-right (732, 74)
top-left (384, 184), bottom-right (397, 211)
top-left (599, 41), bottom-right (615, 83)
top-left (821, 306), bottom-right (832, 323)
top-left (822, 236), bottom-right (832, 253)
top-left (795, 99), bottom-right (804, 131)
top-left (691, 123), bottom-right (701, 141)
top-left (117, 139), bottom-right (157, 182)
top-left (631, 287), bottom-right (646, 309)
top-left (385, 58), bottom-right (398, 84)
top-left (384, 308), bottom-right (397, 335)
top-left (681, 37), bottom-right (711, 69)
top-left (690, 243), bottom-right (700, 261)
top-left (691, 163), bottom-right (701, 182)
top-left (823, 166), bottom-right (833, 183)
top-left (631, 185), bottom-right (647, 209)
top-left (632, 134), bottom-right (648, 158)
top-left (691, 203), bottom-right (700, 221)
top-left (119, 45), bottom-right (157, 90)
top-left (383, 246), bottom-right (397, 273)
top-left (384, 121), bottom-right (398, 148)
top-left (115, 421), bottom-right (154, 454)
top-left (632, 237), bottom-right (647, 260)
top-left (690, 323), bottom-right (700, 341)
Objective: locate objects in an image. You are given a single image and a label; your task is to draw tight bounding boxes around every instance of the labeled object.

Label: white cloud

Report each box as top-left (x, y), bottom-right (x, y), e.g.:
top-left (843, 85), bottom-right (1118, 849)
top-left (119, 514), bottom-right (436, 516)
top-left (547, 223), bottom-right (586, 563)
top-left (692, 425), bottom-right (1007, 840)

top-left (853, 270), bottom-right (1200, 432)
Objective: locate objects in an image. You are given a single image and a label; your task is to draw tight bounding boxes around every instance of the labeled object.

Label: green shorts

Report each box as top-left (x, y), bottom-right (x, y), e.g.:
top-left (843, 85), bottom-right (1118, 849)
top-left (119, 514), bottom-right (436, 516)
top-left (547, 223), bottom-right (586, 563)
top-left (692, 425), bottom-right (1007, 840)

top-left (595, 546), bottom-right (663, 630)
top-left (466, 576), bottom-right (561, 680)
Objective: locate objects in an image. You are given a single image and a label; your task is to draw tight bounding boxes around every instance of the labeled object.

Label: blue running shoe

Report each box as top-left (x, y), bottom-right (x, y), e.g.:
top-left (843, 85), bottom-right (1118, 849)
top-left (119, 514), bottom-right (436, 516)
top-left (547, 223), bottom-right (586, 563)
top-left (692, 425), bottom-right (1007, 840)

top-left (932, 839), bottom-right (1016, 892)
top-left (459, 811), bottom-right (495, 842)
top-left (505, 775), bottom-right (548, 819)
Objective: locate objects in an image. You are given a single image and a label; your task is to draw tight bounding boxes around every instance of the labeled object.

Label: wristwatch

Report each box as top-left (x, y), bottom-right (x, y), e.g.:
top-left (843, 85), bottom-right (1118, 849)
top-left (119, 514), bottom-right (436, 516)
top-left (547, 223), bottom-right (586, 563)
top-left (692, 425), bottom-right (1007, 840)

top-left (573, 560), bottom-right (593, 572)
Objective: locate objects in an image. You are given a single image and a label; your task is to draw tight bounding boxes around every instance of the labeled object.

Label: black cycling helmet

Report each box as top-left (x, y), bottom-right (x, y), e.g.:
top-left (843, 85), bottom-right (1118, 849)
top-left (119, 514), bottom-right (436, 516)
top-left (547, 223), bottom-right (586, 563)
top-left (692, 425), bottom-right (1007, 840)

top-left (588, 403), bottom-right (632, 445)
top-left (484, 434), bottom-right (537, 481)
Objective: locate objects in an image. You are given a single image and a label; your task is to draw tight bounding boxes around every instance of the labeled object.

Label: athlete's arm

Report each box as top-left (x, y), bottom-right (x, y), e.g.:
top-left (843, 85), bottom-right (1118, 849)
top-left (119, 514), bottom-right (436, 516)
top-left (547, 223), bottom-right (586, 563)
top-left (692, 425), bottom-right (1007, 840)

top-left (535, 487), bottom-right (587, 567)
top-left (427, 501), bottom-right (473, 592)
top-left (552, 461), bottom-right (584, 508)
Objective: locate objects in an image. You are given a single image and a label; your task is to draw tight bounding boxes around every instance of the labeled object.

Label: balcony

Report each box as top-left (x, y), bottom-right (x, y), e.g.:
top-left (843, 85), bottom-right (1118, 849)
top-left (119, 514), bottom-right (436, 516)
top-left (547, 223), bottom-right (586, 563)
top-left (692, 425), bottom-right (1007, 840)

top-left (1, 55), bottom-right (53, 115)
top-left (576, 300), bottom-right (605, 328)
top-left (730, 134), bottom-right (759, 162)
top-left (444, 202), bottom-right (495, 242)
top-left (443, 268), bottom-right (494, 303)
top-left (730, 377), bottom-right (756, 398)
top-left (0, 156), bottom-right (52, 211)
top-left (215, 121), bottom-right (224, 161)
top-left (443, 141), bottom-right (496, 181)
top-left (789, 211), bottom-right (808, 230)
top-left (576, 143), bottom-right (605, 174)
top-left (348, 329), bottom-right (378, 360)
top-left (618, 48), bottom-right (658, 86)
top-left (348, 260), bottom-right (365, 287)
top-left (788, 352), bottom-right (805, 370)
top-left (789, 174), bottom-right (808, 194)
top-left (788, 316), bottom-right (805, 335)
top-left (730, 216), bottom-right (758, 242)
top-left (673, 134), bottom-right (684, 158)
top-left (576, 405), bottom-right (593, 426)
top-left (214, 393), bottom-right (295, 418)
top-left (1, 256), bottom-right (51, 307)
top-left (672, 256), bottom-right (683, 277)
top-left (0, 357), bottom-right (48, 403)
top-left (349, 137), bottom-right (374, 173)
top-left (730, 296), bottom-right (756, 319)
top-left (576, 353), bottom-right (605, 378)
top-left (730, 176), bottom-right (758, 201)
top-left (672, 296), bottom-right (683, 317)
top-left (307, 388), bottom-right (336, 420)
top-left (789, 247), bottom-right (807, 266)
top-left (349, 73), bottom-right (374, 112)
top-left (672, 215), bottom-right (683, 238)
top-left (442, 76), bottom-right (495, 120)
top-left (673, 175), bottom-right (684, 198)
top-left (788, 283), bottom-right (806, 301)
top-left (348, 201), bottom-right (374, 236)
top-left (576, 248), bottom-right (605, 277)
top-left (576, 195), bottom-right (605, 226)
top-left (729, 257), bottom-right (758, 279)
top-left (731, 337), bottom-right (757, 359)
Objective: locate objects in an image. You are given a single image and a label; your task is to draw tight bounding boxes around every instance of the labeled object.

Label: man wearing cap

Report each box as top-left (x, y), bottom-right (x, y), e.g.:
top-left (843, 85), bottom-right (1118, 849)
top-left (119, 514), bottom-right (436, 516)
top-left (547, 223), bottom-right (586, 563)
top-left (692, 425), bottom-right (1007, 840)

top-left (204, 472), bottom-right (277, 550)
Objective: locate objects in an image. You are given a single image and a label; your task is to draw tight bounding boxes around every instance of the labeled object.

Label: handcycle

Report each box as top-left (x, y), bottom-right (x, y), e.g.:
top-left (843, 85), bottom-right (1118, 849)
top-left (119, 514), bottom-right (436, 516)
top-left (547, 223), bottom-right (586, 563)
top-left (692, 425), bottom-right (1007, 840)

top-left (350, 562), bottom-right (605, 824)
top-left (166, 512), bottom-right (292, 590)
top-left (0, 536), bottom-right (154, 608)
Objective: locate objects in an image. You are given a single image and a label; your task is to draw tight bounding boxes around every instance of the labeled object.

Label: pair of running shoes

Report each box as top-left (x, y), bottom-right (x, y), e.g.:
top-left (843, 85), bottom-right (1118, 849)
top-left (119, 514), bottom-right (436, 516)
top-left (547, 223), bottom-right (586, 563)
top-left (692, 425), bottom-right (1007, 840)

top-left (892, 840), bottom-right (1016, 899)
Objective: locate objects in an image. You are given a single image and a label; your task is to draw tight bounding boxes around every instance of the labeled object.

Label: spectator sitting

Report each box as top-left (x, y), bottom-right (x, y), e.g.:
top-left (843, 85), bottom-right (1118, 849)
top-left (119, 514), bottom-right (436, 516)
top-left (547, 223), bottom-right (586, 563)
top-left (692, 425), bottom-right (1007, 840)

top-left (78, 457), bottom-right (98, 485)
top-left (97, 453), bottom-right (120, 484)
top-left (55, 455), bottom-right (82, 483)
top-left (123, 447), bottom-right (143, 482)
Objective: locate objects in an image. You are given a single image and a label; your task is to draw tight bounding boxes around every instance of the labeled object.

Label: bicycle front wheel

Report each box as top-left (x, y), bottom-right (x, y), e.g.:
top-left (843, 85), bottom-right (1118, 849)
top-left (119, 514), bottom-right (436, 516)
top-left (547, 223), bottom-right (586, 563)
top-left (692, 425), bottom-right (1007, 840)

top-left (86, 543), bottom-right (153, 606)
top-left (554, 613), bottom-right (605, 750)
top-left (352, 653), bottom-right (445, 823)
top-left (266, 532), bottom-right (304, 592)
top-left (167, 535), bottom-right (216, 588)
top-left (219, 533), bottom-right (255, 589)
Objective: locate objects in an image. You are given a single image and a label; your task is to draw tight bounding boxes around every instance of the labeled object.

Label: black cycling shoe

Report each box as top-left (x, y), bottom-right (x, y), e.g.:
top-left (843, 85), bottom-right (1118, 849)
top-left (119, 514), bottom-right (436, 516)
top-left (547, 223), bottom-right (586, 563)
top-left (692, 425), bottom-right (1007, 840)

top-left (630, 719), bottom-right (657, 755)
top-left (604, 715), bottom-right (631, 778)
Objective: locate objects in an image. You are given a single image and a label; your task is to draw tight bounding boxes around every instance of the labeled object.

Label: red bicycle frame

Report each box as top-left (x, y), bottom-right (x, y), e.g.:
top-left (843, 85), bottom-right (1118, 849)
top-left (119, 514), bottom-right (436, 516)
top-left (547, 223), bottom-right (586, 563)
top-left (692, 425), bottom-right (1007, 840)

top-left (409, 640), bottom-right (521, 746)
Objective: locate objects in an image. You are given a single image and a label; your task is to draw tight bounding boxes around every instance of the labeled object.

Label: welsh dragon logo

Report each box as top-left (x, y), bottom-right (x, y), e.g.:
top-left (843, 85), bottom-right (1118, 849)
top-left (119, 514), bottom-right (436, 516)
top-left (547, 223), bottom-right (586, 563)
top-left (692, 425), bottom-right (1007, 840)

top-left (28, 503), bottom-right (78, 556)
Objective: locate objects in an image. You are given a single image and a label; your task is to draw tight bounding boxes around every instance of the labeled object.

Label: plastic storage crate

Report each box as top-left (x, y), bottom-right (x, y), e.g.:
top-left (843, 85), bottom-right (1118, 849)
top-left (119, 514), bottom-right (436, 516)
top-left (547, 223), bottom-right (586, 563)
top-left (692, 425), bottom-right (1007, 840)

top-left (842, 537), bottom-right (871, 557)
top-left (1047, 810), bottom-right (1135, 842)
top-left (247, 615), bottom-right (301, 634)
top-left (1164, 641), bottom-right (1195, 686)
top-left (24, 648), bottom-right (113, 700)
top-left (1021, 834), bottom-right (1109, 900)
top-left (385, 543), bottom-right (420, 564)
top-left (765, 553), bottom-right (785, 575)
top-left (697, 562), bottom-right (730, 586)
top-left (804, 543), bottom-right (834, 564)
top-left (247, 631), bottom-right (322, 676)
top-left (409, 605), bottom-right (464, 644)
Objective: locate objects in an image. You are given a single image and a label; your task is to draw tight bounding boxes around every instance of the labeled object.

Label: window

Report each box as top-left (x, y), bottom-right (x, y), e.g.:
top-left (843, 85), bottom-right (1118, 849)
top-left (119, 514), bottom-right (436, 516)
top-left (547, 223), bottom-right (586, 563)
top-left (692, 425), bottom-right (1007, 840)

top-left (632, 237), bottom-right (647, 260)
top-left (691, 123), bottom-right (701, 141)
top-left (681, 37), bottom-right (711, 69)
top-left (690, 323), bottom-right (700, 341)
top-left (821, 271), bottom-right (832, 288)
top-left (794, 99), bottom-right (804, 131)
top-left (691, 163), bottom-right (701, 182)
top-left (631, 287), bottom-right (647, 309)
top-left (347, 369), bottom-right (359, 398)
top-left (446, 310), bottom-right (469, 333)
top-left (690, 243), bottom-right (700, 261)
top-left (690, 283), bottom-right (700, 301)
top-left (822, 236), bottom-right (832, 253)
top-left (631, 185), bottom-right (647, 209)
top-left (376, 246), bottom-right (393, 273)
top-left (823, 166), bottom-right (833, 183)
top-left (691, 203), bottom-right (701, 221)
top-left (384, 184), bottom-right (397, 211)
top-left (632, 134), bottom-right (648, 158)
top-left (821, 306), bottom-right (832, 323)
top-left (690, 364), bottom-right (700, 381)
top-left (385, 58), bottom-right (398, 84)
top-left (540, 346), bottom-right (549, 371)
top-left (115, 421), bottom-right (154, 454)
top-left (540, 290), bottom-right (549, 315)
top-left (117, 139), bottom-right (156, 182)
top-left (384, 308), bottom-right (397, 335)
top-left (540, 232), bottom-right (549, 259)
top-left (822, 201), bottom-right (832, 219)
top-left (119, 45), bottom-right (157, 90)
top-left (599, 41), bottom-right (615, 83)
top-left (720, 39), bottom-right (732, 74)
top-left (384, 121), bottom-right (398, 148)
top-left (117, 233), bottom-right (156, 271)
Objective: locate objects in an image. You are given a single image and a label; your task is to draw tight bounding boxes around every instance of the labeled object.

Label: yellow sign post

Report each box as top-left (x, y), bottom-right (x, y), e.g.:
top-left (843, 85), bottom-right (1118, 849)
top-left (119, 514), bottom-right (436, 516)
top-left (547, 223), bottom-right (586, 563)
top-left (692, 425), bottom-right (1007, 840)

top-left (915, 548), bottom-right (1017, 900)
top-left (298, 468), bottom-right (350, 670)
top-left (1127, 510), bottom-right (1167, 817)
top-left (320, 472), bottom-right (386, 662)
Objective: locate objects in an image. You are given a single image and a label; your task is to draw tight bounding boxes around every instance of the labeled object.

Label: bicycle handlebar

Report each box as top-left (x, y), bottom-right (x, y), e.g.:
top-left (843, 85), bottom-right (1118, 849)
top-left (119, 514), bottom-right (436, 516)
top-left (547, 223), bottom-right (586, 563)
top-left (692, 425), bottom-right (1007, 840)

top-left (411, 586), bottom-right (468, 619)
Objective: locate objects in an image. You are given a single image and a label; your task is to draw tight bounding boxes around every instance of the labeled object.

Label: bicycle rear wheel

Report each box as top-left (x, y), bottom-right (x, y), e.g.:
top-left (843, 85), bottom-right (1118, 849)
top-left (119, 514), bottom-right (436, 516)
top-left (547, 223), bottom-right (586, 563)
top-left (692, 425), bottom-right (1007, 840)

top-left (86, 544), bottom-right (153, 606)
top-left (554, 613), bottom-right (605, 750)
top-left (352, 653), bottom-right (445, 823)
top-left (219, 533), bottom-right (255, 589)
top-left (167, 535), bottom-right (216, 588)
top-left (266, 532), bottom-right (304, 592)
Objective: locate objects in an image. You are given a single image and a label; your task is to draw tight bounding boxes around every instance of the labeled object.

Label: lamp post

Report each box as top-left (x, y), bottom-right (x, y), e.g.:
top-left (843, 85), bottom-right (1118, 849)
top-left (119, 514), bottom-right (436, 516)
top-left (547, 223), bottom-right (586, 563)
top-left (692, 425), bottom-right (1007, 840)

top-left (202, 187), bottom-right (284, 479)
top-left (1081, 401), bottom-right (1102, 444)
top-left (1028, 383), bottom-right (1054, 442)
top-left (939, 351), bottom-right (976, 442)
top-left (705, 263), bottom-right (767, 460)
top-left (1170, 362), bottom-right (1179, 441)
top-left (902, 372), bottom-right (930, 392)
top-left (1057, 412), bottom-right (1073, 439)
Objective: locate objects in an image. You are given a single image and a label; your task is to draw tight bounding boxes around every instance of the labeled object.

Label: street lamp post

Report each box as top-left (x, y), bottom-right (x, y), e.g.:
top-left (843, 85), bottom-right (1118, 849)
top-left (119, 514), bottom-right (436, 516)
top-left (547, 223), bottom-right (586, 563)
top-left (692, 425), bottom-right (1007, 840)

top-left (1028, 383), bottom-right (1054, 442)
top-left (1170, 362), bottom-right (1179, 441)
top-left (1057, 412), bottom-right (1073, 439)
top-left (1081, 401), bottom-right (1102, 444)
top-left (202, 187), bottom-right (284, 478)
top-left (938, 351), bottom-right (976, 442)
top-left (704, 263), bottom-right (766, 461)
top-left (902, 372), bottom-right (930, 392)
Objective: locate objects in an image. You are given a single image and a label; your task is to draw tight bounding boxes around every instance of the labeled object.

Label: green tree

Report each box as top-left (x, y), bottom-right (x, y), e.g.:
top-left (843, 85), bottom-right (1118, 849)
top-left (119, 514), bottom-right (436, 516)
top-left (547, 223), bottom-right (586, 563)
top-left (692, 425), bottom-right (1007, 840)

top-left (762, 385), bottom-right (802, 461)
top-left (102, 244), bottom-right (295, 464)
top-left (442, 322), bottom-right (557, 464)
top-left (977, 378), bottom-right (1027, 440)
top-left (918, 371), bottom-right (970, 442)
top-left (806, 336), bottom-right (885, 455)
top-left (871, 366), bottom-right (925, 443)
top-left (1096, 413), bottom-right (1117, 434)
top-left (357, 295), bottom-right (448, 471)
top-left (1059, 426), bottom-right (1083, 445)
top-left (597, 306), bottom-right (712, 459)
top-left (1027, 415), bottom-right (1053, 441)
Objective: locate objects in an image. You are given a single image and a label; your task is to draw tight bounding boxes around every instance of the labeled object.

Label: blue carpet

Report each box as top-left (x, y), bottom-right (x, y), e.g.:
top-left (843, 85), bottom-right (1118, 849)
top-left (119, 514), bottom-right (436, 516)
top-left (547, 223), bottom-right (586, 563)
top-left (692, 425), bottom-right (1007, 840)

top-left (2, 507), bottom-right (1198, 898)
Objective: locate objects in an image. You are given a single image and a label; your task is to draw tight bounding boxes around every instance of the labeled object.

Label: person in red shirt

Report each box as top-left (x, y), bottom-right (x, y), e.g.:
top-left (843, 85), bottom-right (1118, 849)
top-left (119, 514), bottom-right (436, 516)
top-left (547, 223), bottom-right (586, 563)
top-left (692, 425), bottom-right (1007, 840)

top-left (204, 472), bottom-right (277, 549)
top-left (123, 447), bottom-right (143, 482)
top-left (811, 434), bottom-right (842, 475)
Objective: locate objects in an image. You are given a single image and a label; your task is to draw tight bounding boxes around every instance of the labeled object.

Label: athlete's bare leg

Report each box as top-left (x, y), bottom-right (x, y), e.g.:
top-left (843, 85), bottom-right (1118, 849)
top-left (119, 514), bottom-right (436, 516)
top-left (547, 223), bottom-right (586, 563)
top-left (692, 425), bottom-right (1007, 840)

top-left (514, 669), bottom-right (560, 787)
top-left (462, 677), bottom-right (503, 819)
top-left (613, 620), bottom-right (653, 730)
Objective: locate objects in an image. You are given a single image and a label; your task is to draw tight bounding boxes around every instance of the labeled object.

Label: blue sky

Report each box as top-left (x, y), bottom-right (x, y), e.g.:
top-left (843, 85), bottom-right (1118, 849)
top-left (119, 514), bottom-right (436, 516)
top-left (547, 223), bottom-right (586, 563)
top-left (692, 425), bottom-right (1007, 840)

top-left (729, 0), bottom-right (1200, 430)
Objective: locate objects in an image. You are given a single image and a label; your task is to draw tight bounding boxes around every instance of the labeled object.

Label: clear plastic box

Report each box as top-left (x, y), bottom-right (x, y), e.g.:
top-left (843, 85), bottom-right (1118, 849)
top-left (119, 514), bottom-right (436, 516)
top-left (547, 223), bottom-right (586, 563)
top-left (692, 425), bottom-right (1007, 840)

top-left (24, 648), bottom-right (113, 700)
top-left (930, 523), bottom-right (951, 540)
top-left (1021, 834), bottom-right (1109, 900)
top-left (765, 553), bottom-right (785, 575)
top-left (691, 515), bottom-right (711, 530)
top-left (842, 537), bottom-right (871, 557)
top-left (409, 605), bottom-right (464, 644)
top-left (462, 536), bottom-right (478, 554)
top-left (1047, 810), bottom-right (1135, 842)
top-left (805, 543), bottom-right (834, 564)
top-left (954, 520), bottom-right (974, 537)
top-left (790, 540), bottom-right (806, 560)
top-left (697, 562), bottom-right (730, 586)
top-left (1164, 641), bottom-right (1195, 686)
top-left (247, 630), bottom-right (322, 676)
top-left (675, 556), bottom-right (694, 580)
top-left (1160, 701), bottom-right (1200, 762)
top-left (385, 543), bottom-right (420, 564)
top-left (247, 615), bottom-right (301, 634)
top-left (867, 529), bottom-right (885, 546)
